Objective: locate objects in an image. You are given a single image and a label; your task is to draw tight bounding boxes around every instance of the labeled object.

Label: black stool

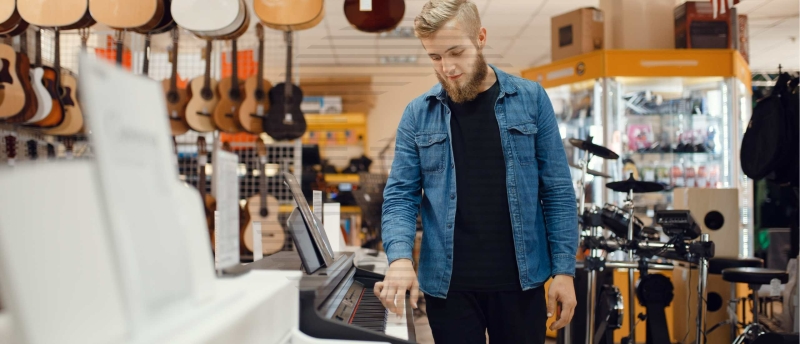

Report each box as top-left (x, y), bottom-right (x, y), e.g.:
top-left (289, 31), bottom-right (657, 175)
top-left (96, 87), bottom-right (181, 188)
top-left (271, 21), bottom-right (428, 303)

top-left (708, 257), bottom-right (763, 340)
top-left (722, 267), bottom-right (789, 344)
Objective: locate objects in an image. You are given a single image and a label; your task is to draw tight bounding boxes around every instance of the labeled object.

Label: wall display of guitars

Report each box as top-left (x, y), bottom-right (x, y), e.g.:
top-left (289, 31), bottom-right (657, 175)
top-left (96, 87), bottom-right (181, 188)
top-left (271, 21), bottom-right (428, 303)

top-left (344, 0), bottom-right (406, 33)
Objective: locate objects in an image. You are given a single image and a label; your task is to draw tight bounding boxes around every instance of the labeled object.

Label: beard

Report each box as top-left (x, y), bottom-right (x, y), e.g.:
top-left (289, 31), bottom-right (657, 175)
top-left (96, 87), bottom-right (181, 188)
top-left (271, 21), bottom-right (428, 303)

top-left (436, 51), bottom-right (488, 104)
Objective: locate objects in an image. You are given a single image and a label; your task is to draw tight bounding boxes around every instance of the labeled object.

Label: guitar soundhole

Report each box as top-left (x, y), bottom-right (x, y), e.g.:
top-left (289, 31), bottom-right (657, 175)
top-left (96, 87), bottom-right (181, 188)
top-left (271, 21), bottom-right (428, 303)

top-left (167, 91), bottom-right (179, 103)
top-left (255, 89), bottom-right (266, 101)
top-left (200, 87), bottom-right (213, 100)
top-left (0, 58), bottom-right (12, 84)
top-left (61, 87), bottom-right (75, 106)
top-left (260, 208), bottom-right (268, 217)
top-left (229, 88), bottom-right (241, 101)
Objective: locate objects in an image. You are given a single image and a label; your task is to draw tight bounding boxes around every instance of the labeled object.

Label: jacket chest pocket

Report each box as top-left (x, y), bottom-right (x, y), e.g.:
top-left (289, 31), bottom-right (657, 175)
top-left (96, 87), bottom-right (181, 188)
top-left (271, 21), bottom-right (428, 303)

top-left (416, 133), bottom-right (448, 173)
top-left (508, 122), bottom-right (537, 165)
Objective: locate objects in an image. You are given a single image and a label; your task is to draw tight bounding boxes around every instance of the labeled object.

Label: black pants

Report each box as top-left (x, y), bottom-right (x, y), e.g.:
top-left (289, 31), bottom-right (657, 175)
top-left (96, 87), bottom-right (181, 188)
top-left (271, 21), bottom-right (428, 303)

top-left (424, 287), bottom-right (547, 344)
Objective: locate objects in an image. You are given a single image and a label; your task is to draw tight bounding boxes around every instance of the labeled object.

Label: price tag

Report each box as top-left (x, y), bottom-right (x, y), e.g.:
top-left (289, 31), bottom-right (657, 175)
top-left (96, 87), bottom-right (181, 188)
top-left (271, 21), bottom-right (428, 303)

top-left (253, 221), bottom-right (263, 261)
top-left (770, 278), bottom-right (781, 297)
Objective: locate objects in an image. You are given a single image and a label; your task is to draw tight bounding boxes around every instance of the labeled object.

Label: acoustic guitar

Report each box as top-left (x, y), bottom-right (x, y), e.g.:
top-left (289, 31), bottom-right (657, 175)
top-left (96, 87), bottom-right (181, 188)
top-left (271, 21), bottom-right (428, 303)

top-left (256, 0), bottom-right (324, 32)
top-left (163, 28), bottom-right (190, 136)
top-left (185, 39), bottom-right (218, 133)
top-left (196, 137), bottom-right (217, 250)
top-left (172, 0), bottom-right (247, 38)
top-left (42, 28), bottom-right (83, 136)
top-left (135, 0), bottom-right (175, 35)
top-left (344, 0), bottom-right (406, 33)
top-left (25, 30), bottom-right (53, 125)
top-left (3, 32), bottom-right (37, 124)
top-left (89, 0), bottom-right (165, 31)
top-left (30, 30), bottom-right (64, 128)
top-left (212, 38), bottom-right (243, 133)
top-left (263, 31), bottom-right (307, 141)
top-left (238, 24), bottom-right (271, 134)
top-left (0, 0), bottom-right (22, 33)
top-left (243, 137), bottom-right (285, 255)
top-left (0, 43), bottom-right (24, 119)
top-left (18, 0), bottom-right (92, 28)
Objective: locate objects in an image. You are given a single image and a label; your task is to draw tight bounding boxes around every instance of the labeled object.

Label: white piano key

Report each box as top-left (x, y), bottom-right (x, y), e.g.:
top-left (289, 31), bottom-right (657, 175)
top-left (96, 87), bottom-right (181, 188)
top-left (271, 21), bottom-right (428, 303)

top-left (383, 307), bottom-right (409, 340)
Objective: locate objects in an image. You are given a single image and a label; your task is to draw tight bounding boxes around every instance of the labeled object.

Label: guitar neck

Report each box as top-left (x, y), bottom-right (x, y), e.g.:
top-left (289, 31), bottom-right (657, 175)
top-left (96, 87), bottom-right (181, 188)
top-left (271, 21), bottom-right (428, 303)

top-left (284, 31), bottom-right (293, 99)
top-left (259, 156), bottom-right (267, 206)
top-left (230, 39), bottom-right (238, 86)
top-left (202, 40), bottom-right (212, 90)
top-left (142, 34), bottom-right (151, 76)
top-left (256, 37), bottom-right (265, 92)
top-left (34, 30), bottom-right (42, 67)
top-left (169, 37), bottom-right (179, 91)
top-left (54, 29), bottom-right (61, 86)
top-left (198, 155), bottom-right (207, 197)
top-left (115, 30), bottom-right (123, 66)
top-left (19, 31), bottom-right (27, 58)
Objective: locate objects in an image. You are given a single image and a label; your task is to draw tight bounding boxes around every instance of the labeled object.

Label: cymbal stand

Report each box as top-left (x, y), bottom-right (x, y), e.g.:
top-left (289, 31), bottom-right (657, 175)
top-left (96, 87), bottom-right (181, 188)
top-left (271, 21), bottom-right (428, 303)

top-left (696, 233), bottom-right (710, 344)
top-left (621, 188), bottom-right (636, 344)
top-left (579, 151), bottom-right (597, 344)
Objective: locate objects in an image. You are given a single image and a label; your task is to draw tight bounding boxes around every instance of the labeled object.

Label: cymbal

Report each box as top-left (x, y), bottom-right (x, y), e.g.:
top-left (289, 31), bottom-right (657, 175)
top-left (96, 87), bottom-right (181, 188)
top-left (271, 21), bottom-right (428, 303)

top-left (606, 173), bottom-right (666, 193)
top-left (569, 138), bottom-right (620, 160)
top-left (569, 162), bottom-right (611, 178)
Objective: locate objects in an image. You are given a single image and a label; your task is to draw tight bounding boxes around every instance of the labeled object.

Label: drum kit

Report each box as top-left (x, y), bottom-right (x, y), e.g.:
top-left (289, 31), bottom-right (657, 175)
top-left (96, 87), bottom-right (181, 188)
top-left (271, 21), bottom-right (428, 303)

top-left (565, 136), bottom-right (715, 344)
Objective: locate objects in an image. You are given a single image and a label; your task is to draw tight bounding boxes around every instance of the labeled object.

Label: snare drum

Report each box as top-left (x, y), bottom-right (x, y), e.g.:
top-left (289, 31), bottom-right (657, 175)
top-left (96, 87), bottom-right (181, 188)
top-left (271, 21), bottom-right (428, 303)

top-left (601, 203), bottom-right (644, 238)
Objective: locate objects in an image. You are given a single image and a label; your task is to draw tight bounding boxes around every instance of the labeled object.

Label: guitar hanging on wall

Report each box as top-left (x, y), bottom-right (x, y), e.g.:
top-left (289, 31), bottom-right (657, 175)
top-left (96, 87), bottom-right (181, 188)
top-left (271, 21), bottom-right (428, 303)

top-left (243, 136), bottom-right (285, 255)
top-left (42, 28), bottom-right (83, 136)
top-left (263, 31), bottom-right (307, 141)
top-left (344, 0), bottom-right (405, 33)
top-left (185, 39), bottom-right (218, 133)
top-left (212, 38), bottom-right (244, 133)
top-left (163, 28), bottom-right (190, 136)
top-left (238, 23), bottom-right (271, 134)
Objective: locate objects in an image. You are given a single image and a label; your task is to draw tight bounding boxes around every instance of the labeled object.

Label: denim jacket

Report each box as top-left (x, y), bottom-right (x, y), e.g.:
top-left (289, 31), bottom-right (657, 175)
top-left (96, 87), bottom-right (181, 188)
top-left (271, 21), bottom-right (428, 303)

top-left (381, 65), bottom-right (578, 298)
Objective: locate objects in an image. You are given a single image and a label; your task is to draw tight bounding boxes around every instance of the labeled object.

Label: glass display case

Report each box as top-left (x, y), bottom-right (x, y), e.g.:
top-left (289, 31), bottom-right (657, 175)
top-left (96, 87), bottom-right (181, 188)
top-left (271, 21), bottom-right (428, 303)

top-left (523, 49), bottom-right (753, 256)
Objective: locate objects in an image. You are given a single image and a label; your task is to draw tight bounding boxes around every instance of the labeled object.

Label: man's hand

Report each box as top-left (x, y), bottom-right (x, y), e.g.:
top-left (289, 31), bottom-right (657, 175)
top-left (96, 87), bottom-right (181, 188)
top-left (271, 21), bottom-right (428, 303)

top-left (547, 275), bottom-right (577, 331)
top-left (373, 259), bottom-right (419, 315)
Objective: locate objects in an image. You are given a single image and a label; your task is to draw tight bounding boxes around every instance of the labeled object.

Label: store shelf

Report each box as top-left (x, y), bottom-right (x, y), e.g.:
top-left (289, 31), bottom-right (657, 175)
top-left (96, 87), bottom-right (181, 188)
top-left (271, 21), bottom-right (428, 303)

top-left (324, 174), bottom-right (360, 184)
top-left (278, 204), bottom-right (361, 213)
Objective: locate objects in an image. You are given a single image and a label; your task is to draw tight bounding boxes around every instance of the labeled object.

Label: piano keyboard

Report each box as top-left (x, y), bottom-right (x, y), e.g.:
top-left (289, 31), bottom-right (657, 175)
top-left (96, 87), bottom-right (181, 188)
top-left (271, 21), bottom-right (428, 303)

top-left (331, 281), bottom-right (410, 340)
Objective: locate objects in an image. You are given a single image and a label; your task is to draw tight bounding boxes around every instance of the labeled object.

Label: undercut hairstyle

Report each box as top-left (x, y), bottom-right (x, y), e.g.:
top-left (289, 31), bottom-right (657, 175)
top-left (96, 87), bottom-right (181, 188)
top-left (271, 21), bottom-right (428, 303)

top-left (414, 0), bottom-right (481, 40)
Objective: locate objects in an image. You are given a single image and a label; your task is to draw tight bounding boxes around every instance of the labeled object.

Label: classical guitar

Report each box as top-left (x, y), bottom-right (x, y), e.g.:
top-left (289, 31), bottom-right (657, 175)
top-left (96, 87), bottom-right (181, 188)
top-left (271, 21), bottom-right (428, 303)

top-left (163, 28), bottom-right (190, 136)
top-left (256, 0), bottom-right (324, 32)
top-left (238, 23), bottom-right (271, 134)
top-left (4, 32), bottom-right (37, 124)
top-left (18, 0), bottom-right (92, 29)
top-left (135, 0), bottom-right (175, 35)
top-left (243, 137), bottom-right (285, 255)
top-left (0, 0), bottom-right (22, 33)
top-left (212, 38), bottom-right (244, 133)
top-left (196, 137), bottom-right (217, 250)
top-left (25, 29), bottom-right (53, 125)
top-left (0, 42), bottom-right (24, 119)
top-left (172, 0), bottom-right (247, 38)
top-left (185, 39), bottom-right (218, 133)
top-left (89, 0), bottom-right (165, 31)
top-left (263, 31), bottom-right (307, 141)
top-left (344, 0), bottom-right (406, 33)
top-left (40, 29), bottom-right (81, 136)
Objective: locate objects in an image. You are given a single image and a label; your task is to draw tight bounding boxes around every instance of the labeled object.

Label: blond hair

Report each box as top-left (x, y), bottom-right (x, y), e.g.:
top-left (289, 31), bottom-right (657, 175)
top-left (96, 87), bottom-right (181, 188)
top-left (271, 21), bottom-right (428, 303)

top-left (414, 0), bottom-right (481, 40)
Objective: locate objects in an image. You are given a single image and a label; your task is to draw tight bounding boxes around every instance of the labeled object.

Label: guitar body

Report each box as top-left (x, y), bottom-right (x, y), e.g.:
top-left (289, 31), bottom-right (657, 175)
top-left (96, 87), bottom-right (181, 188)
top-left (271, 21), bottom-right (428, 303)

top-left (0, 45), bottom-right (24, 119)
top-left (239, 76), bottom-right (271, 134)
top-left (43, 73), bottom-right (83, 136)
top-left (89, 0), bottom-right (164, 30)
top-left (213, 77), bottom-right (244, 133)
top-left (243, 194), bottom-right (285, 255)
top-left (25, 67), bottom-right (52, 124)
top-left (344, 0), bottom-right (405, 33)
top-left (32, 65), bottom-right (64, 127)
top-left (0, 0), bottom-right (20, 32)
top-left (238, 204), bottom-right (251, 256)
top-left (162, 79), bottom-right (190, 136)
top-left (136, 0), bottom-right (174, 34)
top-left (264, 83), bottom-right (307, 141)
top-left (203, 193), bottom-right (217, 250)
top-left (185, 77), bottom-right (218, 132)
top-left (18, 0), bottom-right (89, 28)
top-left (4, 52), bottom-right (37, 124)
top-left (172, 0), bottom-right (245, 37)
top-left (256, 0), bottom-right (323, 31)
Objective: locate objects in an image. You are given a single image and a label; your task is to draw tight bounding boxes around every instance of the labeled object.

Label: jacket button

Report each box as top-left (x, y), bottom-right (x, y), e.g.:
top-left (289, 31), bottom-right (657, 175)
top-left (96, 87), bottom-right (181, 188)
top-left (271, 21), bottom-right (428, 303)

top-left (447, 223), bottom-right (452, 228)
top-left (450, 194), bottom-right (455, 199)
top-left (447, 254), bottom-right (452, 259)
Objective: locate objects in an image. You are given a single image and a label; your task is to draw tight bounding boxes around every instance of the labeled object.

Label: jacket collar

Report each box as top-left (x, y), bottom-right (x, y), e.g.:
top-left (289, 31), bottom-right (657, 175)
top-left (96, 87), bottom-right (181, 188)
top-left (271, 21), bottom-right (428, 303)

top-left (424, 64), bottom-right (518, 101)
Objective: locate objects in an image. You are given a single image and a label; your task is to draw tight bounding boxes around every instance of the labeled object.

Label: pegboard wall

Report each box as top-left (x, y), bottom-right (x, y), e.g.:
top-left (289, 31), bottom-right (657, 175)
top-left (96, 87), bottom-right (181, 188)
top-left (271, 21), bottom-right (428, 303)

top-left (1, 26), bottom-right (307, 252)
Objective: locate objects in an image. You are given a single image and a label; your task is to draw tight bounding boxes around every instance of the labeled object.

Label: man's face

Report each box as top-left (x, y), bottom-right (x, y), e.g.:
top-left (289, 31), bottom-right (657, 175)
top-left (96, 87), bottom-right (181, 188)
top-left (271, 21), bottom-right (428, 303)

top-left (421, 21), bottom-right (488, 103)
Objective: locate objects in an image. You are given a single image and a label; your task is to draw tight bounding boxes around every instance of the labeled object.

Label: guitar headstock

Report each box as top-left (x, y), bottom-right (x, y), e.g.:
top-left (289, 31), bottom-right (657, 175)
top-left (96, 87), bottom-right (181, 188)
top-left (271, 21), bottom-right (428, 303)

top-left (26, 140), bottom-right (37, 161)
top-left (171, 27), bottom-right (180, 42)
top-left (197, 136), bottom-right (207, 156)
top-left (221, 141), bottom-right (232, 152)
top-left (4, 135), bottom-right (17, 161)
top-left (46, 143), bottom-right (56, 159)
top-left (256, 23), bottom-right (264, 41)
top-left (256, 136), bottom-right (267, 158)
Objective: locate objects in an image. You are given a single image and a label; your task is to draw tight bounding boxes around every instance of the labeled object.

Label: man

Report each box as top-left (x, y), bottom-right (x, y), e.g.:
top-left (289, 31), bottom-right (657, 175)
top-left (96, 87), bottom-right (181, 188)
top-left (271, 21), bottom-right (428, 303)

top-left (374, 0), bottom-right (578, 343)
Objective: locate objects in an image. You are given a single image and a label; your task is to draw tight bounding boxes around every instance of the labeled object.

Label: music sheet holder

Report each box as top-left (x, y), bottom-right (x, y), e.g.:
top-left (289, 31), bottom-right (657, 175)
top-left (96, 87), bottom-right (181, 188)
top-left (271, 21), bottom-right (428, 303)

top-left (282, 172), bottom-right (338, 274)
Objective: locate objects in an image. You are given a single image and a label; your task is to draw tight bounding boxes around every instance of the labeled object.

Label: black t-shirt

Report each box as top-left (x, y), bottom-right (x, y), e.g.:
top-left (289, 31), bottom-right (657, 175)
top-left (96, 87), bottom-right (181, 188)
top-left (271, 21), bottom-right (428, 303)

top-left (448, 80), bottom-right (521, 291)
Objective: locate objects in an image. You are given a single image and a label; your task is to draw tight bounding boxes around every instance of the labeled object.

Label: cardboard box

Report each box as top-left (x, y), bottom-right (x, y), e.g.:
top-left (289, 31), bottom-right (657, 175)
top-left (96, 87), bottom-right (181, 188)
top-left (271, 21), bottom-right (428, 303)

top-left (599, 0), bottom-right (674, 49)
top-left (551, 7), bottom-right (604, 61)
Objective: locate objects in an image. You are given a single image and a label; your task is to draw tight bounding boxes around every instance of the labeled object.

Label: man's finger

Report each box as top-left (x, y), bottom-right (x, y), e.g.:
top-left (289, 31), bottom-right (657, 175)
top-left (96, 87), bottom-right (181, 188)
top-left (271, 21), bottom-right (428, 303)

top-left (383, 285), bottom-right (398, 313)
top-left (394, 286), bottom-right (407, 315)
top-left (410, 281), bottom-right (420, 309)
top-left (546, 291), bottom-right (557, 318)
top-left (373, 282), bottom-right (384, 299)
top-left (563, 300), bottom-right (577, 324)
